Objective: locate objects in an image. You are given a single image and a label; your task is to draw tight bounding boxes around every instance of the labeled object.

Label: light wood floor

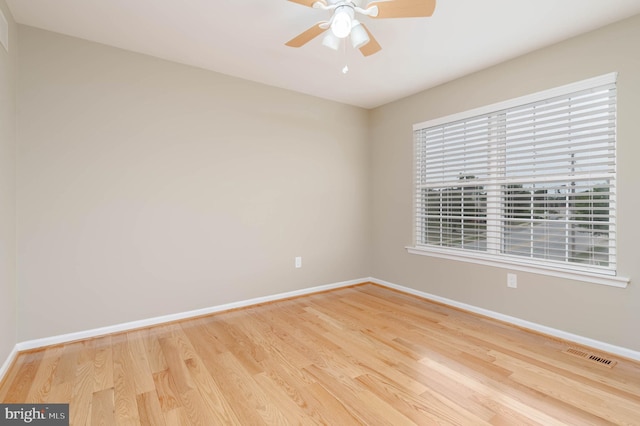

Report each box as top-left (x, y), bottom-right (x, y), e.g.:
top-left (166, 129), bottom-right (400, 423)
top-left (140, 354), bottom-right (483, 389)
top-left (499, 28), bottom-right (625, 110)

top-left (1, 283), bottom-right (639, 425)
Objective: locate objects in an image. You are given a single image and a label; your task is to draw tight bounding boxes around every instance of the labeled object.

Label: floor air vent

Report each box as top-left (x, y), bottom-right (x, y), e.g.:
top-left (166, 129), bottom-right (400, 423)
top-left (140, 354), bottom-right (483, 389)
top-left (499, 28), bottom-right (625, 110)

top-left (564, 348), bottom-right (617, 368)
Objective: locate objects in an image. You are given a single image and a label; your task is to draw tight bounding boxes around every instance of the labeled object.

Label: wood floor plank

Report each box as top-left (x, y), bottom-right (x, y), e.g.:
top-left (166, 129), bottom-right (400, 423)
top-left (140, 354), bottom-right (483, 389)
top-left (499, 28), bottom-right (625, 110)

top-left (136, 391), bottom-right (166, 426)
top-left (68, 339), bottom-right (96, 426)
top-left (140, 329), bottom-right (168, 374)
top-left (201, 317), bottom-right (266, 376)
top-left (174, 343), bottom-right (265, 425)
top-left (304, 362), bottom-right (412, 425)
top-left (419, 356), bottom-right (569, 426)
top-left (163, 407), bottom-right (190, 425)
top-left (214, 351), bottom-right (290, 425)
top-left (0, 357), bottom-right (42, 403)
top-left (1, 283), bottom-right (639, 425)
top-left (183, 357), bottom-right (242, 424)
top-left (395, 359), bottom-right (498, 422)
top-left (48, 342), bottom-right (88, 406)
top-left (91, 387), bottom-right (116, 426)
top-left (126, 331), bottom-right (156, 394)
top-left (498, 352), bottom-right (640, 424)
top-left (25, 345), bottom-right (64, 403)
top-left (252, 307), bottom-right (338, 372)
top-left (52, 342), bottom-right (83, 387)
top-left (157, 336), bottom-right (214, 425)
top-left (302, 381), bottom-right (363, 425)
top-left (111, 334), bottom-right (140, 425)
top-left (92, 336), bottom-right (113, 392)
top-left (151, 369), bottom-right (181, 413)
top-left (157, 337), bottom-right (195, 395)
top-left (179, 318), bottom-right (228, 355)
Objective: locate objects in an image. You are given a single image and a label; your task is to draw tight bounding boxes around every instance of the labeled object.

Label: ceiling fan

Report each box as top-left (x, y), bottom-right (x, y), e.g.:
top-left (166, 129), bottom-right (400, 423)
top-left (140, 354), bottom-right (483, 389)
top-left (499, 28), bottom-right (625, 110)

top-left (285, 0), bottom-right (436, 57)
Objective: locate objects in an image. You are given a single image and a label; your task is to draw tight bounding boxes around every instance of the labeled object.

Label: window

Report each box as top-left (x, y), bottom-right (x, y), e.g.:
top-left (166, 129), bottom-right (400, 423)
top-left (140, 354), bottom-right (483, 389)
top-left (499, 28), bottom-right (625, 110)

top-left (411, 74), bottom-right (620, 281)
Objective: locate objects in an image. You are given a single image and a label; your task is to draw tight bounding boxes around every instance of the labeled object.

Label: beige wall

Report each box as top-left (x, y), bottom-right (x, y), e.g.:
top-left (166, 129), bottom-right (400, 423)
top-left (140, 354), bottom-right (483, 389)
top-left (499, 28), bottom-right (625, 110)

top-left (16, 26), bottom-right (370, 341)
top-left (10, 14), bottom-right (640, 353)
top-left (370, 14), bottom-right (640, 351)
top-left (0, 0), bottom-right (16, 365)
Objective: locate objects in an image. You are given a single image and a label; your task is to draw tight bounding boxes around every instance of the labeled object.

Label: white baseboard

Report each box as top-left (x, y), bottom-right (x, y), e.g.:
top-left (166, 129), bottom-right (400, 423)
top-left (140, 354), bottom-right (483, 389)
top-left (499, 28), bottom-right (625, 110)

top-left (369, 277), bottom-right (640, 362)
top-left (15, 277), bottom-right (367, 353)
top-left (4, 275), bottom-right (638, 381)
top-left (0, 345), bottom-right (19, 384)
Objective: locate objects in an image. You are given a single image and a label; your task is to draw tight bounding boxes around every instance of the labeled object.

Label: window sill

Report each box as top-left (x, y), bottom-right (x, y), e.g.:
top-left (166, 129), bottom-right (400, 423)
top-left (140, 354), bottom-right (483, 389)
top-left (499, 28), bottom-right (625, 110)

top-left (406, 246), bottom-right (630, 288)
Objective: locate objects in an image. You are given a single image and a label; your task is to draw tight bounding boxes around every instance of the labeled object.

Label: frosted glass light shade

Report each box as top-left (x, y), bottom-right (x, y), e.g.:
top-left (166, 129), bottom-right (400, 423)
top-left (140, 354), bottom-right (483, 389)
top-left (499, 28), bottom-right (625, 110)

top-left (331, 10), bottom-right (352, 38)
top-left (322, 32), bottom-right (340, 50)
top-left (350, 21), bottom-right (369, 49)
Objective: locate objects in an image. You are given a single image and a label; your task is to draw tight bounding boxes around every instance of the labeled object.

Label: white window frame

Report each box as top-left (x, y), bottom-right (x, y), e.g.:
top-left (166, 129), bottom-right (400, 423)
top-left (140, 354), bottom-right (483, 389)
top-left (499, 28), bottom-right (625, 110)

top-left (407, 73), bottom-right (629, 288)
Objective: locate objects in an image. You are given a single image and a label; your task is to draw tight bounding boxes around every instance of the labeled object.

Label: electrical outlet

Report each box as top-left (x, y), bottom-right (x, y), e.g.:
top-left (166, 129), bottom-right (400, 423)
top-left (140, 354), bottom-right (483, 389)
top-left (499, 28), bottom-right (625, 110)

top-left (295, 256), bottom-right (302, 268)
top-left (507, 273), bottom-right (517, 288)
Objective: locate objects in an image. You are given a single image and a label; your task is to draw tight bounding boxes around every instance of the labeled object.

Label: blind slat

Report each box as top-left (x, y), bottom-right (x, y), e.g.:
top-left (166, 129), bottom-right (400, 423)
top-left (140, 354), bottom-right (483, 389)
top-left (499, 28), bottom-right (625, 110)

top-left (414, 76), bottom-right (617, 274)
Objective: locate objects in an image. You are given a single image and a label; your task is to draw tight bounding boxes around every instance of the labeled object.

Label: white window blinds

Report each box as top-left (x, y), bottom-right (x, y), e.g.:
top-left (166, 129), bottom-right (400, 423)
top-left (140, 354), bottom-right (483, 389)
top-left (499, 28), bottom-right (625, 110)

top-left (414, 74), bottom-right (617, 276)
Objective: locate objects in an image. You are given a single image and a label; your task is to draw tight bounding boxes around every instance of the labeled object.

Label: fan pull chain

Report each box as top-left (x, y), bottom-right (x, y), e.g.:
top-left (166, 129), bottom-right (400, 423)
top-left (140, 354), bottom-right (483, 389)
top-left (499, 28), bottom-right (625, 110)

top-left (342, 37), bottom-right (349, 74)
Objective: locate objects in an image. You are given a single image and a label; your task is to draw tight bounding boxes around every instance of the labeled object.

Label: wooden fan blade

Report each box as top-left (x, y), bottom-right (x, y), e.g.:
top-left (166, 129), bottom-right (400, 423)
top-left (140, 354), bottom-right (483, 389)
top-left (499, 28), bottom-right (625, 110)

top-left (368, 0), bottom-right (436, 18)
top-left (359, 24), bottom-right (381, 57)
top-left (285, 22), bottom-right (328, 47)
top-left (287, 0), bottom-right (327, 8)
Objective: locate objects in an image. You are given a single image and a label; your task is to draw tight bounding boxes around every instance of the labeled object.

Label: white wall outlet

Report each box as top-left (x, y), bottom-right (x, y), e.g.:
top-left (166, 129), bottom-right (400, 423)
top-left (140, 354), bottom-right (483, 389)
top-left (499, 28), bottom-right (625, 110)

top-left (295, 256), bottom-right (302, 268)
top-left (507, 273), bottom-right (517, 288)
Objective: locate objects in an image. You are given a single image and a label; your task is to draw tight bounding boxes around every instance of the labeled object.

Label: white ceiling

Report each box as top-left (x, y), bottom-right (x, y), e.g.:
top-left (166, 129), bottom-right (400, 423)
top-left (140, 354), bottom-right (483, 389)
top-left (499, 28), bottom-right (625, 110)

top-left (6, 0), bottom-right (640, 109)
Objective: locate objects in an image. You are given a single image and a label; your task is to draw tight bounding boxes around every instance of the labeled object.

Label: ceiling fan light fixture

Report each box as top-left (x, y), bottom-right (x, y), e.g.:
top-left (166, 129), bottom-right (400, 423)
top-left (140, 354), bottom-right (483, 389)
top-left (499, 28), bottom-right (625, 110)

top-left (350, 21), bottom-right (369, 49)
top-left (321, 32), bottom-right (341, 50)
top-left (331, 7), bottom-right (353, 39)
